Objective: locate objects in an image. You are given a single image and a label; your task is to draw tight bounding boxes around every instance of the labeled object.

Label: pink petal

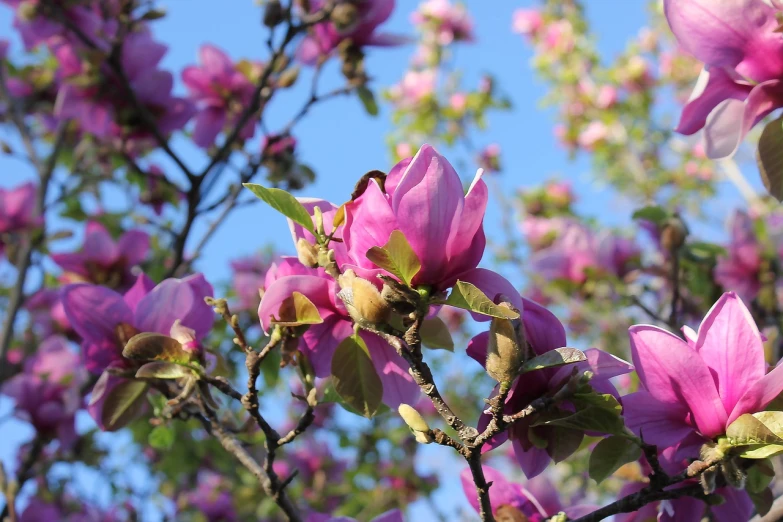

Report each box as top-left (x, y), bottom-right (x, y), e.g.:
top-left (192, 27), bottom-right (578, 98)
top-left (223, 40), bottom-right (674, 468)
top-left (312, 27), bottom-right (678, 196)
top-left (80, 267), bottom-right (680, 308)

top-left (342, 180), bottom-right (398, 273)
top-left (62, 284), bottom-right (132, 344)
top-left (369, 511), bottom-right (404, 522)
top-left (730, 360), bottom-right (783, 423)
top-left (301, 315), bottom-right (354, 377)
top-left (199, 44), bottom-right (233, 77)
top-left (384, 157), bottom-right (412, 195)
top-left (257, 275), bottom-right (335, 332)
top-left (117, 229), bottom-right (150, 267)
top-left (513, 440), bottom-right (551, 479)
top-left (445, 170), bottom-right (488, 278)
top-left (122, 273), bottom-right (155, 313)
top-left (459, 466), bottom-right (527, 515)
top-left (694, 292), bottom-right (765, 415)
top-left (659, 493), bottom-right (704, 522)
top-left (83, 221), bottom-right (119, 265)
top-left (181, 66), bottom-right (214, 95)
top-left (192, 107), bottom-right (227, 148)
top-left (622, 391), bottom-right (695, 449)
top-left (363, 331), bottom-right (418, 408)
top-left (675, 67), bottom-right (752, 135)
top-left (466, 331), bottom-right (488, 365)
top-left (629, 325), bottom-right (728, 437)
top-left (711, 488), bottom-right (752, 522)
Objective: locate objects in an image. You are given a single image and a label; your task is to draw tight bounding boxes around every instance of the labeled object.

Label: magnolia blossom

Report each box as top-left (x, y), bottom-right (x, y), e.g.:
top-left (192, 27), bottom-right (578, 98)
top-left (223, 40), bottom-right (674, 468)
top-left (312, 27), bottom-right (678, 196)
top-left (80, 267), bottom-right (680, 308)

top-left (512, 9), bottom-right (543, 37)
top-left (230, 252), bottom-right (275, 312)
top-left (259, 198), bottom-right (419, 408)
top-left (0, 182), bottom-right (42, 258)
top-left (411, 0), bottom-right (474, 45)
top-left (460, 466), bottom-right (596, 520)
top-left (665, 0), bottom-right (783, 158)
top-left (183, 471), bottom-right (237, 522)
top-left (388, 69), bottom-right (437, 109)
top-left (182, 45), bottom-right (258, 148)
top-left (342, 144), bottom-right (488, 290)
top-left (477, 143), bottom-right (501, 173)
top-left (51, 221), bottom-right (150, 291)
top-left (62, 273), bottom-right (213, 428)
top-left (307, 511), bottom-right (403, 522)
top-left (55, 31), bottom-right (194, 142)
top-left (2, 336), bottom-right (87, 448)
top-left (714, 210), bottom-right (763, 303)
top-left (297, 0), bottom-right (405, 64)
top-left (624, 292), bottom-right (783, 456)
top-left (465, 270), bottom-right (633, 477)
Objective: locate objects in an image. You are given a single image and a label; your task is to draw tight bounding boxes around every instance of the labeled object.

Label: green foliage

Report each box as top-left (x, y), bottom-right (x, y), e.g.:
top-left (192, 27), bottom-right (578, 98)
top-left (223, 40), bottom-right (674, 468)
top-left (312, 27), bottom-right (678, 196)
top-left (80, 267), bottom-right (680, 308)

top-left (419, 316), bottom-right (455, 351)
top-left (365, 230), bottom-right (422, 286)
top-left (243, 183), bottom-right (316, 233)
top-left (519, 348), bottom-right (586, 374)
top-left (757, 116), bottom-right (783, 201)
top-left (589, 436), bottom-right (642, 483)
top-left (330, 335), bottom-right (384, 418)
top-left (438, 281), bottom-right (520, 319)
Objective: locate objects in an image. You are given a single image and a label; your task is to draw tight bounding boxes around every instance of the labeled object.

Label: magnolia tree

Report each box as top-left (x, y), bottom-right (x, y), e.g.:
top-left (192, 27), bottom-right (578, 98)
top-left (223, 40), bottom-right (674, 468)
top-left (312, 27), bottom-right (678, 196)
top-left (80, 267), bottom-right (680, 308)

top-left (4, 0), bottom-right (783, 521)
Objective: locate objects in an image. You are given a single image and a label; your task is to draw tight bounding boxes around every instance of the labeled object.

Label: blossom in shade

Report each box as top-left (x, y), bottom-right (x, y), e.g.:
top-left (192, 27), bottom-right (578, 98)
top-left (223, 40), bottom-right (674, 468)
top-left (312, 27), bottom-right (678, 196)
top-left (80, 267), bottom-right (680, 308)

top-left (714, 210), bottom-right (763, 303)
top-left (0, 182), bottom-right (42, 258)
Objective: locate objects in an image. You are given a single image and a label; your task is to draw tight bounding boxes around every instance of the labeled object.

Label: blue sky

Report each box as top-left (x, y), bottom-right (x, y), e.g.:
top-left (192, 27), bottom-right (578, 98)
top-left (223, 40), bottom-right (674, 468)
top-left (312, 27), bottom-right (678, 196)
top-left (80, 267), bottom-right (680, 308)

top-left (1, 0), bottom-right (753, 519)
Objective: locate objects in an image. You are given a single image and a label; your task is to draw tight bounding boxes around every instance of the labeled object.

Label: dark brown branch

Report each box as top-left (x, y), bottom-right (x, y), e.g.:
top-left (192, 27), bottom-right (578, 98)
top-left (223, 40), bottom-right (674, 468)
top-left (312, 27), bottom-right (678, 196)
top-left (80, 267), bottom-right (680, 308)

top-left (0, 436), bottom-right (45, 520)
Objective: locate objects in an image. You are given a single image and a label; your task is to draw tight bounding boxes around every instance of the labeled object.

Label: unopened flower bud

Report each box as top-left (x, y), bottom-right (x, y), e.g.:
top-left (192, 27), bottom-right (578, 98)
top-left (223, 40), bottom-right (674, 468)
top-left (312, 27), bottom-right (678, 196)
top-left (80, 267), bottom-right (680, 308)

top-left (485, 302), bottom-right (525, 383)
top-left (296, 238), bottom-right (319, 268)
top-left (720, 458), bottom-right (746, 489)
top-left (263, 0), bottom-right (285, 27)
top-left (398, 404), bottom-right (433, 443)
top-left (277, 66), bottom-right (300, 88)
top-left (338, 270), bottom-right (391, 326)
top-left (331, 2), bottom-right (359, 33)
top-left (660, 214), bottom-right (688, 252)
top-left (496, 505), bottom-right (529, 522)
top-left (699, 466), bottom-right (718, 494)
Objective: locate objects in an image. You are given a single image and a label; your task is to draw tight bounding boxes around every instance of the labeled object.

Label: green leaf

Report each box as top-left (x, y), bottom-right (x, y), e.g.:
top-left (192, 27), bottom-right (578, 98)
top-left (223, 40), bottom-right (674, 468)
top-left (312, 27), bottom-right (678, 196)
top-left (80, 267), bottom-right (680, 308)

top-left (726, 413), bottom-right (783, 446)
top-left (440, 281), bottom-right (520, 319)
top-left (365, 230), bottom-right (421, 286)
top-left (270, 291), bottom-right (324, 326)
top-left (100, 379), bottom-right (148, 432)
top-left (749, 487), bottom-right (774, 517)
top-left (753, 411), bottom-right (783, 435)
top-left (321, 380), bottom-right (390, 417)
top-left (536, 406), bottom-right (625, 435)
top-left (632, 206), bottom-right (669, 225)
top-left (419, 317), bottom-right (454, 351)
top-left (571, 391), bottom-right (623, 413)
top-left (123, 333), bottom-right (191, 363)
top-left (330, 335), bottom-right (383, 418)
top-left (746, 460), bottom-right (775, 494)
top-left (357, 86), bottom-right (379, 116)
top-left (686, 242), bottom-right (727, 258)
top-left (135, 361), bottom-right (191, 380)
top-left (739, 444), bottom-right (783, 459)
top-left (148, 425), bottom-right (175, 450)
top-left (589, 436), bottom-right (642, 484)
top-left (519, 348), bottom-right (586, 374)
top-left (757, 116), bottom-right (783, 201)
top-left (243, 184), bottom-right (315, 233)
top-left (546, 426), bottom-right (584, 463)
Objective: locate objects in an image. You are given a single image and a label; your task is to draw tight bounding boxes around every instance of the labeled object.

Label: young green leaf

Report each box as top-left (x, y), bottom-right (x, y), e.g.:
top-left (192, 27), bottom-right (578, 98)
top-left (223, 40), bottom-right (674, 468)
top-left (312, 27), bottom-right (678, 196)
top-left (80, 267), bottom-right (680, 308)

top-left (243, 183), bottom-right (315, 233)
top-left (419, 316), bottom-right (454, 351)
top-left (631, 206), bottom-right (669, 225)
top-left (536, 406), bottom-right (625, 435)
top-left (271, 291), bottom-right (324, 327)
top-left (546, 426), bottom-right (584, 463)
top-left (357, 86), bottom-right (379, 116)
top-left (519, 348), bottom-right (586, 374)
top-left (149, 425), bottom-right (175, 450)
top-left (365, 230), bottom-right (421, 286)
top-left (123, 333), bottom-right (191, 363)
top-left (739, 444), bottom-right (783, 459)
top-left (330, 335), bottom-right (383, 418)
top-left (726, 414), bottom-right (783, 446)
top-left (135, 361), bottom-right (191, 380)
top-left (100, 379), bottom-right (148, 432)
top-left (589, 436), bottom-right (642, 483)
top-left (757, 116), bottom-right (783, 201)
top-left (439, 281), bottom-right (520, 319)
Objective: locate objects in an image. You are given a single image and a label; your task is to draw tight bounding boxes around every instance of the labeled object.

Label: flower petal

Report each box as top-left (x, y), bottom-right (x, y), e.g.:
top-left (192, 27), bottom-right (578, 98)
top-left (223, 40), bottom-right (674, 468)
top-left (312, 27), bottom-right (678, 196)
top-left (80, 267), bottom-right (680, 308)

top-left (257, 275), bottom-right (335, 332)
top-left (62, 284), bottom-right (131, 344)
top-left (622, 391), bottom-right (695, 449)
top-left (675, 67), bottom-right (752, 135)
top-left (513, 440), bottom-right (551, 479)
top-left (730, 360), bottom-right (783, 423)
top-left (363, 331), bottom-right (419, 408)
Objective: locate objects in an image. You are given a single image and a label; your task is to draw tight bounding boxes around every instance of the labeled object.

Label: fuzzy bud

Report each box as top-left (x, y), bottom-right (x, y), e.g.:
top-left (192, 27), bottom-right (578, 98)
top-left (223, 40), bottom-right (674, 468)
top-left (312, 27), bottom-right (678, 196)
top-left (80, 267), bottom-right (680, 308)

top-left (720, 458), bottom-right (747, 489)
top-left (398, 404), bottom-right (433, 444)
top-left (700, 467), bottom-right (718, 495)
top-left (330, 2), bottom-right (359, 33)
top-left (660, 214), bottom-right (688, 252)
top-left (296, 238), bottom-right (319, 268)
top-left (263, 0), bottom-right (285, 27)
top-left (496, 505), bottom-right (529, 522)
top-left (338, 270), bottom-right (391, 326)
top-left (277, 66), bottom-right (300, 88)
top-left (485, 301), bottom-right (525, 383)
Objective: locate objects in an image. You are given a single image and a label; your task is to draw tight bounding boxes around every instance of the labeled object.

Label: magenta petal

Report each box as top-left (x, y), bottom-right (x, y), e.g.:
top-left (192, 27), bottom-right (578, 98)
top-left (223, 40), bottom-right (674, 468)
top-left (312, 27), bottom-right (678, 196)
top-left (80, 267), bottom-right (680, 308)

top-left (460, 466), bottom-right (527, 515)
top-left (675, 67), bottom-right (752, 135)
top-left (343, 180), bottom-right (398, 272)
top-left (192, 108), bottom-right (227, 148)
top-left (392, 144), bottom-right (464, 284)
top-left (258, 275), bottom-right (334, 332)
top-left (182, 66), bottom-right (213, 95)
top-left (82, 221), bottom-right (119, 265)
top-left (703, 79), bottom-right (783, 158)
top-left (134, 278), bottom-right (209, 336)
top-left (711, 488), bottom-right (752, 522)
top-left (466, 331), bottom-right (489, 366)
top-left (301, 315), bottom-right (353, 377)
top-left (550, 348), bottom-right (633, 388)
top-left (296, 36), bottom-right (322, 65)
top-left (730, 361), bottom-right (783, 423)
top-left (622, 391), bottom-right (694, 449)
top-left (513, 440), bottom-right (551, 479)
top-left (362, 331), bottom-right (418, 408)
top-left (117, 229), bottom-right (150, 266)
top-left (659, 494), bottom-right (704, 522)
top-left (62, 284), bottom-right (131, 343)
top-left (369, 510), bottom-right (404, 522)
top-left (629, 325), bottom-right (728, 437)
top-left (384, 157), bottom-right (412, 194)
top-left (199, 44), bottom-right (233, 76)
top-left (694, 292), bottom-right (765, 415)
top-left (180, 274), bottom-right (214, 339)
top-left (123, 273), bottom-right (156, 313)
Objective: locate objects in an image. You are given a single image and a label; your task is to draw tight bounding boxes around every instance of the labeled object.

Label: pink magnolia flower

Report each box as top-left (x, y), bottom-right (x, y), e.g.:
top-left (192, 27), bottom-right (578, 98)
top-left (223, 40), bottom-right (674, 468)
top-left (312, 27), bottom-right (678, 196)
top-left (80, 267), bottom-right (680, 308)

top-left (388, 69), bottom-right (437, 108)
top-left (182, 45), bottom-right (258, 148)
top-left (0, 182), bottom-right (42, 258)
top-left (140, 165), bottom-right (182, 216)
top-left (623, 292), bottom-right (783, 454)
top-left (62, 273), bottom-right (213, 429)
top-left (2, 0), bottom-right (105, 51)
top-left (51, 221), bottom-right (150, 291)
top-left (341, 144), bottom-right (488, 291)
top-left (577, 121), bottom-right (609, 150)
top-left (459, 466), bottom-right (596, 521)
top-left (297, 0), bottom-right (405, 65)
top-left (2, 336), bottom-right (87, 448)
top-left (411, 0), bottom-right (474, 45)
top-left (666, 0), bottom-right (783, 158)
top-left (183, 471), bottom-right (237, 522)
top-left (595, 85), bottom-right (619, 109)
top-left (464, 270), bottom-right (633, 478)
top-left (231, 253), bottom-right (275, 312)
top-left (714, 210), bottom-right (763, 303)
top-left (24, 288), bottom-right (71, 338)
top-left (512, 9), bottom-right (543, 37)
top-left (520, 216), bottom-right (577, 251)
top-left (55, 31), bottom-right (194, 144)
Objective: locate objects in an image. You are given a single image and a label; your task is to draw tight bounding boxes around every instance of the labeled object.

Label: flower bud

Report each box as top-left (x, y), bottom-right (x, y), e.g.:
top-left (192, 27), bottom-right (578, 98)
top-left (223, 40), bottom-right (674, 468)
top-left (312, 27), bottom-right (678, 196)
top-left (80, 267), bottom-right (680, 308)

top-left (398, 404), bottom-right (433, 444)
top-left (263, 0), bottom-right (284, 27)
top-left (296, 238), bottom-right (319, 268)
top-left (496, 505), bottom-right (529, 522)
top-left (700, 467), bottom-right (718, 494)
top-left (338, 270), bottom-right (391, 326)
top-left (660, 215), bottom-right (688, 252)
top-left (277, 66), bottom-right (300, 88)
top-left (331, 2), bottom-right (359, 33)
top-left (720, 458), bottom-right (746, 489)
top-left (485, 302), bottom-right (525, 383)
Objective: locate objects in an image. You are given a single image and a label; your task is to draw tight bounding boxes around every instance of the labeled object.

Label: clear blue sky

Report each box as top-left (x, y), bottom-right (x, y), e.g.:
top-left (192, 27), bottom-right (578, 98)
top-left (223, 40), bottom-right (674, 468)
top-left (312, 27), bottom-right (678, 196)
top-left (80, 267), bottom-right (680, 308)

top-left (2, 1), bottom-right (753, 519)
